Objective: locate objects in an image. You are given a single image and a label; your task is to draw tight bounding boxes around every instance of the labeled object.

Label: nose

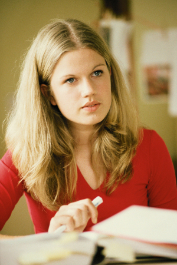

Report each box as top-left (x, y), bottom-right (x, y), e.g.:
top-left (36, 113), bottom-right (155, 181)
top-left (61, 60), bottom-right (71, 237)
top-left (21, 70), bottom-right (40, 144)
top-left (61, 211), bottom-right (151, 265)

top-left (81, 79), bottom-right (96, 97)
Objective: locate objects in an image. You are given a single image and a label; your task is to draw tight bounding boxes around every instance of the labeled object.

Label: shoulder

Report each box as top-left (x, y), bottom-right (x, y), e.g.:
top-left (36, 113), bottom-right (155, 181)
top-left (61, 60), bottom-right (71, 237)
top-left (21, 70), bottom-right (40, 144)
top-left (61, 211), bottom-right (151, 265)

top-left (0, 150), bottom-right (19, 175)
top-left (0, 150), bottom-right (24, 196)
top-left (135, 128), bottom-right (172, 171)
top-left (0, 151), bottom-right (24, 230)
top-left (138, 128), bottom-right (175, 177)
top-left (138, 128), bottom-right (167, 151)
top-left (140, 127), bottom-right (163, 142)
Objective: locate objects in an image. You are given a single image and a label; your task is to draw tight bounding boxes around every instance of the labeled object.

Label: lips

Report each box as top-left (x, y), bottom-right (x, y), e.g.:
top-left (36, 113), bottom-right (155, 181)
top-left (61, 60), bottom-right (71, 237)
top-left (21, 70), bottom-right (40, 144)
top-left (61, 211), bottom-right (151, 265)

top-left (82, 101), bottom-right (100, 108)
top-left (81, 101), bottom-right (101, 112)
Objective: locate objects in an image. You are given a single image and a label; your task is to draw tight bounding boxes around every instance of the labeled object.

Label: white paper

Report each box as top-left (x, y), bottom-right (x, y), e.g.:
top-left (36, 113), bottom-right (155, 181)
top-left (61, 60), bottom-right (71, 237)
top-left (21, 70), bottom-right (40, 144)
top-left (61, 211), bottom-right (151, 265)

top-left (0, 233), bottom-right (96, 265)
top-left (100, 19), bottom-right (132, 74)
top-left (84, 230), bottom-right (177, 261)
top-left (141, 30), bottom-right (171, 100)
top-left (92, 205), bottom-right (177, 245)
top-left (168, 29), bottom-right (177, 116)
top-left (140, 28), bottom-right (177, 111)
top-left (141, 30), bottom-right (170, 66)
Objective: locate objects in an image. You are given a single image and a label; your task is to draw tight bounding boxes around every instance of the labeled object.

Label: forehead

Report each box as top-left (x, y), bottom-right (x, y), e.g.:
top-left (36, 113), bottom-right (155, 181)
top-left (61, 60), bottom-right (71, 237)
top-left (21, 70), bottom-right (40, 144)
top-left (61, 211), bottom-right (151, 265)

top-left (52, 48), bottom-right (106, 76)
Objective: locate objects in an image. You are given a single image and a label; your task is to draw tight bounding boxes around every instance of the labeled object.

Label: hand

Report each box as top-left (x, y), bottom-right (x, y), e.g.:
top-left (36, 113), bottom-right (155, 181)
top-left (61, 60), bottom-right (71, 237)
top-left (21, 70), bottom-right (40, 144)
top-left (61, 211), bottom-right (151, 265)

top-left (48, 199), bottom-right (98, 233)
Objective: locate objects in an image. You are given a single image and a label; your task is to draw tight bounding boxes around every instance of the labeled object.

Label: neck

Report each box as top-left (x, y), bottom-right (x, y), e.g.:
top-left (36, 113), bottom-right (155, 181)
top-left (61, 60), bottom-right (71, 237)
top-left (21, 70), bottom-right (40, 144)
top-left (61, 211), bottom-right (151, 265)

top-left (70, 124), bottom-right (95, 147)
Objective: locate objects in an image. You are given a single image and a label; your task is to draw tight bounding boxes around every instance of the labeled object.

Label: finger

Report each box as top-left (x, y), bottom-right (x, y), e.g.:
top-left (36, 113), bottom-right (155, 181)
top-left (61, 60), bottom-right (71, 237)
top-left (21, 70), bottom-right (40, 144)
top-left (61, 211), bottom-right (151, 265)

top-left (74, 224), bottom-right (87, 233)
top-left (48, 215), bottom-right (75, 233)
top-left (66, 199), bottom-right (97, 225)
top-left (72, 205), bottom-right (91, 228)
top-left (59, 204), bottom-right (91, 228)
top-left (56, 204), bottom-right (88, 223)
top-left (52, 205), bottom-right (90, 231)
top-left (69, 199), bottom-right (98, 224)
top-left (53, 199), bottom-right (98, 231)
top-left (81, 198), bottom-right (98, 224)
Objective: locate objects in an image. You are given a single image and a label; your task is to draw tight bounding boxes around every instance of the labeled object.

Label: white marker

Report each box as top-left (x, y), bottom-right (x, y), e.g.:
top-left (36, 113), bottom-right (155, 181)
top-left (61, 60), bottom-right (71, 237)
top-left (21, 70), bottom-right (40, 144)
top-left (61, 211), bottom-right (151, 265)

top-left (54, 196), bottom-right (103, 235)
top-left (92, 196), bottom-right (103, 207)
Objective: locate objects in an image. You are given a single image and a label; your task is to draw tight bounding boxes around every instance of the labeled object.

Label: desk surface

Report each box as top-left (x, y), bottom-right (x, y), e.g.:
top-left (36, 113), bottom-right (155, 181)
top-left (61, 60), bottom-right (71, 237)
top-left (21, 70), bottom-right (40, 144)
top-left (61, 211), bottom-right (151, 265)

top-left (104, 260), bottom-right (177, 265)
top-left (104, 262), bottom-right (177, 265)
top-left (103, 257), bottom-right (177, 265)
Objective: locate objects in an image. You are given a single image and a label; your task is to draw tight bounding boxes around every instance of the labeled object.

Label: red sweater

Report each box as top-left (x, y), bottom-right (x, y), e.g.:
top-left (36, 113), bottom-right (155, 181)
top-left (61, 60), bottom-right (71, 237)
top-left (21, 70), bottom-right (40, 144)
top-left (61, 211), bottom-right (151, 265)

top-left (0, 129), bottom-right (177, 233)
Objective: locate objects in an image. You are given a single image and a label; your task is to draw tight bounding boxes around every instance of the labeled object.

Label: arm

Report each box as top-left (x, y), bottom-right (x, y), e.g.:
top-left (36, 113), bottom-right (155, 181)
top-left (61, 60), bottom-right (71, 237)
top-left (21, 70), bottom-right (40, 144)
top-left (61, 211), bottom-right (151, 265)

top-left (0, 234), bottom-right (22, 239)
top-left (147, 130), bottom-right (177, 209)
top-left (0, 151), bottom-right (24, 231)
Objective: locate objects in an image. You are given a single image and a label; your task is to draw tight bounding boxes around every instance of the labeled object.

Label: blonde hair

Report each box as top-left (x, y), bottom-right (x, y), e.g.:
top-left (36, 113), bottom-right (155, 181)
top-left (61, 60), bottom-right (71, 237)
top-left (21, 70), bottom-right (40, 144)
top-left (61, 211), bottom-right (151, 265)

top-left (5, 19), bottom-right (139, 210)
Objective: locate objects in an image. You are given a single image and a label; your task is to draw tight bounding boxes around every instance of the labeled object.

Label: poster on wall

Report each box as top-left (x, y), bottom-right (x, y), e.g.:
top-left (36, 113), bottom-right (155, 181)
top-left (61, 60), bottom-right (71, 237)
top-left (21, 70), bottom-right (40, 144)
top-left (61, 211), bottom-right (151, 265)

top-left (99, 19), bottom-right (133, 87)
top-left (168, 29), bottom-right (177, 116)
top-left (141, 30), bottom-right (171, 102)
top-left (141, 29), bottom-right (177, 116)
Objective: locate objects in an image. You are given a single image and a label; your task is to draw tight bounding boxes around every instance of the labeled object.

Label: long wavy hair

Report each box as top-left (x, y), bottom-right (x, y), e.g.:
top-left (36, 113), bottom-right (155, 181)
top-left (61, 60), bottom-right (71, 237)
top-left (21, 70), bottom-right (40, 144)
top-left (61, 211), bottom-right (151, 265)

top-left (5, 19), bottom-right (139, 210)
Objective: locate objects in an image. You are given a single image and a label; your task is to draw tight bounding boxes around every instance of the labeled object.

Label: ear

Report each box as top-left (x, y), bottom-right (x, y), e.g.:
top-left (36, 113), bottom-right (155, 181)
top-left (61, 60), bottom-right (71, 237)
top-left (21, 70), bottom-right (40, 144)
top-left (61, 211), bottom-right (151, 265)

top-left (40, 84), bottom-right (57, 106)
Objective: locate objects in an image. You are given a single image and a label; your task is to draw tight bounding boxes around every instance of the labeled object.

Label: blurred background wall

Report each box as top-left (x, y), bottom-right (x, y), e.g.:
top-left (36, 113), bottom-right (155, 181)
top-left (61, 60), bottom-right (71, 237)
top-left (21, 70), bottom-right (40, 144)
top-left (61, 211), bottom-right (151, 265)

top-left (0, 0), bottom-right (177, 236)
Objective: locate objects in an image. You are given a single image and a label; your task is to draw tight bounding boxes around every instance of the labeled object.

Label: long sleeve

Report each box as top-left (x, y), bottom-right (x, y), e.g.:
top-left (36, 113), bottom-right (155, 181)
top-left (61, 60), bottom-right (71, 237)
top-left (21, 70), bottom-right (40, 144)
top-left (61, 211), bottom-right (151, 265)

top-left (147, 130), bottom-right (177, 209)
top-left (0, 151), bottom-right (24, 230)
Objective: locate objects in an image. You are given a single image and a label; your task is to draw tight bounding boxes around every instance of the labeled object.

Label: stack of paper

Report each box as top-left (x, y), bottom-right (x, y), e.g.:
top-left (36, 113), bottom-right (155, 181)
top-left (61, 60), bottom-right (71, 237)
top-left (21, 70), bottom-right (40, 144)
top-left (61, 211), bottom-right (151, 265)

top-left (91, 205), bottom-right (177, 262)
top-left (0, 232), bottom-right (96, 265)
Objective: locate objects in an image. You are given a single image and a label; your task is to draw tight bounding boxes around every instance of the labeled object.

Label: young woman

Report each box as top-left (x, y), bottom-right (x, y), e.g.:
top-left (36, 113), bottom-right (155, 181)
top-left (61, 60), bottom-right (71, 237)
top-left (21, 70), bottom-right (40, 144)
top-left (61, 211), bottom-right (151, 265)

top-left (0, 19), bottom-right (177, 236)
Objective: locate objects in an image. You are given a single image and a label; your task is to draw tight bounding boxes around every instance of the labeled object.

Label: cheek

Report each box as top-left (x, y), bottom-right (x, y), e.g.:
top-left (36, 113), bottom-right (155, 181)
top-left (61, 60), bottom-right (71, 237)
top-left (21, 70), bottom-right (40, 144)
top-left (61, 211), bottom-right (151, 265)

top-left (54, 91), bottom-right (77, 112)
top-left (51, 91), bottom-right (65, 109)
top-left (102, 79), bottom-right (112, 98)
top-left (105, 82), bottom-right (112, 108)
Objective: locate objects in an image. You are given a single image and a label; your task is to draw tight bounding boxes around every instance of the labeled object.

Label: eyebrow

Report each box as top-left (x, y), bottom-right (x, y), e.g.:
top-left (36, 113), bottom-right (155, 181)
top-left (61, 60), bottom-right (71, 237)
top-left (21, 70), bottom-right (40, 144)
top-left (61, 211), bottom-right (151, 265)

top-left (61, 74), bottom-right (75, 79)
top-left (60, 63), bottom-right (106, 80)
top-left (92, 63), bottom-right (106, 70)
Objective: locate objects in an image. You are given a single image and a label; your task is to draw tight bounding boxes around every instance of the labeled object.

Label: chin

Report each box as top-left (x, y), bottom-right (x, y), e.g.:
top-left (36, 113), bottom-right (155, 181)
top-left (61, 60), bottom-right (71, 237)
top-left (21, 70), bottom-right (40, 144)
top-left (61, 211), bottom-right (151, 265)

top-left (85, 117), bottom-right (106, 126)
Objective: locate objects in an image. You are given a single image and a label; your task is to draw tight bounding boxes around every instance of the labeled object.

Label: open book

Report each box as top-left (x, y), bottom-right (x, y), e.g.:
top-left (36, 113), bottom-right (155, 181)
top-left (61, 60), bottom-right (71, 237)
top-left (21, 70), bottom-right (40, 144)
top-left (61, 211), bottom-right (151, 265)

top-left (89, 205), bottom-right (177, 262)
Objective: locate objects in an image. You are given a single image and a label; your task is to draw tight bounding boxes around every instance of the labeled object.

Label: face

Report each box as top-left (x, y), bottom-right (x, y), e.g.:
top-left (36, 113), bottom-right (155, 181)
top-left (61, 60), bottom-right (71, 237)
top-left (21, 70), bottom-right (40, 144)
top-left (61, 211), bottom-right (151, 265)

top-left (50, 48), bottom-right (112, 130)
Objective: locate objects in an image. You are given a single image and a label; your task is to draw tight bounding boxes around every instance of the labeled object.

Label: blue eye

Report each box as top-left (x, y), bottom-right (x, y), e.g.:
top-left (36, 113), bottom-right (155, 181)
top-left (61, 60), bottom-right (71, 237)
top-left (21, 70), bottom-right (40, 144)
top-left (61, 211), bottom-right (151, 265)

top-left (66, 78), bottom-right (75, 83)
top-left (93, 70), bottom-right (103, 77)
